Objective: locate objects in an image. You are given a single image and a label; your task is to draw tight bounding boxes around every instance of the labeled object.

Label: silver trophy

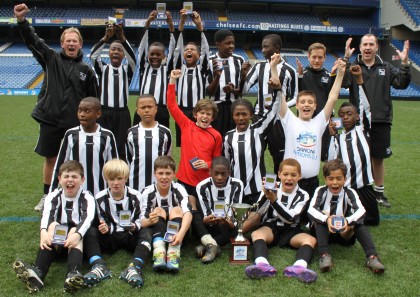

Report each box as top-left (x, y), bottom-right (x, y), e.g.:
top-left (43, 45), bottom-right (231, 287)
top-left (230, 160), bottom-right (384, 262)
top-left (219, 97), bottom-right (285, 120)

top-left (231, 203), bottom-right (252, 242)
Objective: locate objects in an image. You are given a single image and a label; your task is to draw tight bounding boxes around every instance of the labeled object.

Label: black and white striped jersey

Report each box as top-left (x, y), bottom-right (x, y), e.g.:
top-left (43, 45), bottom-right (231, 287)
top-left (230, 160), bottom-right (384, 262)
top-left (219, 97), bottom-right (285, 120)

top-left (41, 188), bottom-right (96, 237)
top-left (95, 186), bottom-right (142, 233)
top-left (138, 29), bottom-right (175, 106)
top-left (51, 125), bottom-right (118, 196)
top-left (223, 97), bottom-right (280, 195)
top-left (196, 176), bottom-right (243, 217)
top-left (90, 39), bottom-right (136, 108)
top-left (257, 185), bottom-right (309, 228)
top-left (308, 185), bottom-right (366, 225)
top-left (328, 125), bottom-right (374, 189)
top-left (173, 32), bottom-right (210, 108)
top-left (207, 52), bottom-right (245, 103)
top-left (140, 182), bottom-right (190, 220)
top-left (243, 59), bottom-right (298, 116)
top-left (126, 122), bottom-right (172, 192)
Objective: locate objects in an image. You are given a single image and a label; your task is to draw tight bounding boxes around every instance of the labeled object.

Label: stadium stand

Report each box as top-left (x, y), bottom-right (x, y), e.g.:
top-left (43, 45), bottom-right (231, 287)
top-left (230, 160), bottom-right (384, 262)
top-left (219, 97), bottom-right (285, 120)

top-left (227, 11), bottom-right (321, 25)
top-left (399, 0), bottom-right (420, 25)
top-left (0, 2), bottom-right (418, 98)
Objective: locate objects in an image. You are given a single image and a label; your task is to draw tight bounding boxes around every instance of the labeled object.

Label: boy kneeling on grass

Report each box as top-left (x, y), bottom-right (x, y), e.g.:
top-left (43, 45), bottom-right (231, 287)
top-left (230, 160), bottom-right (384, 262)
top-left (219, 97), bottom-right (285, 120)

top-left (307, 159), bottom-right (385, 274)
top-left (140, 156), bottom-right (192, 273)
top-left (83, 159), bottom-right (152, 289)
top-left (13, 161), bottom-right (96, 293)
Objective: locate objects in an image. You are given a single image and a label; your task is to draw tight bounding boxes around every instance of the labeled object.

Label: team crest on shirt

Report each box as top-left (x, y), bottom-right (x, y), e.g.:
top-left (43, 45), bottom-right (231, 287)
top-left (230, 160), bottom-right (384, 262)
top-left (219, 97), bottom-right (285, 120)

top-left (378, 69), bottom-right (385, 76)
top-left (296, 131), bottom-right (317, 148)
top-left (321, 77), bottom-right (329, 84)
top-left (80, 72), bottom-right (87, 81)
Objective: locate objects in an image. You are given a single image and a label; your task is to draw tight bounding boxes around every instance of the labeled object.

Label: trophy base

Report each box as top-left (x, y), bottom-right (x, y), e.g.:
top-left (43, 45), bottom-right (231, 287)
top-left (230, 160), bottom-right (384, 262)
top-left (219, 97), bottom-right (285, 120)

top-left (229, 237), bottom-right (250, 264)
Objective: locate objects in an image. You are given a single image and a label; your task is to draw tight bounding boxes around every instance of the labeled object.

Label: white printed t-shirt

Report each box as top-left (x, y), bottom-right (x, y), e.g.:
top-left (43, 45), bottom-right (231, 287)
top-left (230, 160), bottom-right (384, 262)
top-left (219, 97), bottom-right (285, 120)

top-left (280, 109), bottom-right (327, 178)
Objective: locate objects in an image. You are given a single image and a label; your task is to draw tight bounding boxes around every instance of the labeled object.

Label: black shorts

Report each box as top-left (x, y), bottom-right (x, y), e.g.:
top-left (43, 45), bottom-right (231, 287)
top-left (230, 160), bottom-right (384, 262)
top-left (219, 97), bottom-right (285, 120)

top-left (34, 122), bottom-right (68, 157)
top-left (98, 106), bottom-right (131, 160)
top-left (211, 101), bottom-right (235, 138)
top-left (261, 221), bottom-right (305, 247)
top-left (98, 228), bottom-right (152, 254)
top-left (354, 185), bottom-right (380, 226)
top-left (369, 123), bottom-right (392, 159)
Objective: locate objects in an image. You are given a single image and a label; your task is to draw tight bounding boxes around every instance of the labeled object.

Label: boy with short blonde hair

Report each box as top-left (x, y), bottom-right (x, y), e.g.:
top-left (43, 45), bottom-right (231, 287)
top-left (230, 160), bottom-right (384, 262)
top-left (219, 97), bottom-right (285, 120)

top-left (83, 159), bottom-right (152, 289)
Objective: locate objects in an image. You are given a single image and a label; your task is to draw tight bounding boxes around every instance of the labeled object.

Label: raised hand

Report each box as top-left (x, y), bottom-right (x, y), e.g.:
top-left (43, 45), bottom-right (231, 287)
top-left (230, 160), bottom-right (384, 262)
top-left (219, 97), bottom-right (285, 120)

top-left (296, 57), bottom-right (303, 75)
top-left (344, 37), bottom-right (355, 59)
top-left (14, 3), bottom-right (30, 22)
top-left (396, 40), bottom-right (410, 64)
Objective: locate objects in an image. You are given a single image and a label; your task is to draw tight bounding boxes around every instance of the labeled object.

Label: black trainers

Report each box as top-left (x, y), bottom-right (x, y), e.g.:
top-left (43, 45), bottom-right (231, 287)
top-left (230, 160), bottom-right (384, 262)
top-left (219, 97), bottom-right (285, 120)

top-left (64, 269), bottom-right (84, 292)
top-left (195, 245), bottom-right (205, 258)
top-left (366, 255), bottom-right (386, 274)
top-left (375, 192), bottom-right (391, 208)
top-left (83, 264), bottom-right (112, 287)
top-left (319, 253), bottom-right (333, 272)
top-left (201, 244), bottom-right (221, 264)
top-left (120, 266), bottom-right (143, 288)
top-left (13, 260), bottom-right (44, 293)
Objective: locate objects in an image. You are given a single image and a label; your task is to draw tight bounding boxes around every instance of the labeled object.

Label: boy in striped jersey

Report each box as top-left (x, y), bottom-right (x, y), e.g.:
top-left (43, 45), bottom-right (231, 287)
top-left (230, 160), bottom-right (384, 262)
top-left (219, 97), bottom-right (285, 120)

top-left (224, 53), bottom-right (281, 204)
top-left (307, 159), bottom-right (385, 274)
top-left (90, 22), bottom-right (136, 161)
top-left (328, 68), bottom-right (379, 225)
top-left (83, 159), bottom-right (152, 289)
top-left (243, 34), bottom-right (298, 175)
top-left (245, 159), bottom-right (317, 283)
top-left (193, 156), bottom-right (244, 264)
top-left (207, 29), bottom-right (250, 137)
top-left (13, 161), bottom-right (96, 293)
top-left (126, 95), bottom-right (172, 192)
top-left (133, 10), bottom-right (176, 128)
top-left (173, 9), bottom-right (210, 147)
top-left (50, 97), bottom-right (118, 197)
top-left (140, 156), bottom-right (192, 272)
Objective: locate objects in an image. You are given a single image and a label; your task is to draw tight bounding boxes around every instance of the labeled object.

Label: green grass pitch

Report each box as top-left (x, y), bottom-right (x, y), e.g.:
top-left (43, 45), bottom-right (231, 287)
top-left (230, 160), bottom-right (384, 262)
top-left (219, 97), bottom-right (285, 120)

top-left (0, 95), bottom-right (419, 296)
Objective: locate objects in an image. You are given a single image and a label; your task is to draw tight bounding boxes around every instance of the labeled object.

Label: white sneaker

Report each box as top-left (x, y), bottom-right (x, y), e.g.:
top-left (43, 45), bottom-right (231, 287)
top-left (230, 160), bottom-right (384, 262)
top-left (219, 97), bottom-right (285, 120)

top-left (34, 194), bottom-right (47, 212)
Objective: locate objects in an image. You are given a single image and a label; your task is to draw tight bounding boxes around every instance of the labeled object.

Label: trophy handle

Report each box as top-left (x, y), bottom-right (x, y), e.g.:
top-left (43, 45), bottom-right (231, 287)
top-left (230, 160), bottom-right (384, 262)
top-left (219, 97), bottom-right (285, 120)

top-left (224, 204), bottom-right (233, 220)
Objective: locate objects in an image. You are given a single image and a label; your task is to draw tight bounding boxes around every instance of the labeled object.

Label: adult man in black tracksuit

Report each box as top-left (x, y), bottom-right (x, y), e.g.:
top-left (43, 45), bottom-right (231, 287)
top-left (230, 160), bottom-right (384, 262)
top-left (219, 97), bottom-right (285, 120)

top-left (14, 4), bottom-right (99, 211)
top-left (342, 35), bottom-right (411, 208)
top-left (297, 42), bottom-right (337, 162)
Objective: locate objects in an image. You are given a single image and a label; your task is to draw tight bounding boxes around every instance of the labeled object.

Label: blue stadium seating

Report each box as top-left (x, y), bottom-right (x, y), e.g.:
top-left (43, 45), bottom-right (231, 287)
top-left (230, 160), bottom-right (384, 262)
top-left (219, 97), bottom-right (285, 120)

top-left (399, 0), bottom-right (420, 25)
top-left (227, 11), bottom-right (321, 25)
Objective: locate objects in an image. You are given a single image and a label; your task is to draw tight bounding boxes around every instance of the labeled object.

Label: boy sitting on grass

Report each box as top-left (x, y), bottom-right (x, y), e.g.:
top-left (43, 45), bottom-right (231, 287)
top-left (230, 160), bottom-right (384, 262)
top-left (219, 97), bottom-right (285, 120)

top-left (140, 156), bottom-right (192, 273)
top-left (245, 159), bottom-right (317, 283)
top-left (13, 161), bottom-right (96, 293)
top-left (307, 159), bottom-right (385, 274)
top-left (83, 159), bottom-right (152, 289)
top-left (193, 156), bottom-right (244, 263)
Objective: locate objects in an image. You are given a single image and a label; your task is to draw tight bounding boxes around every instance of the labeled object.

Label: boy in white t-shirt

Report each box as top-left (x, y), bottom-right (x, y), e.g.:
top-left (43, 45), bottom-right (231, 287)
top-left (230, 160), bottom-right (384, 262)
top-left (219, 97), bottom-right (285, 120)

top-left (278, 58), bottom-right (346, 199)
